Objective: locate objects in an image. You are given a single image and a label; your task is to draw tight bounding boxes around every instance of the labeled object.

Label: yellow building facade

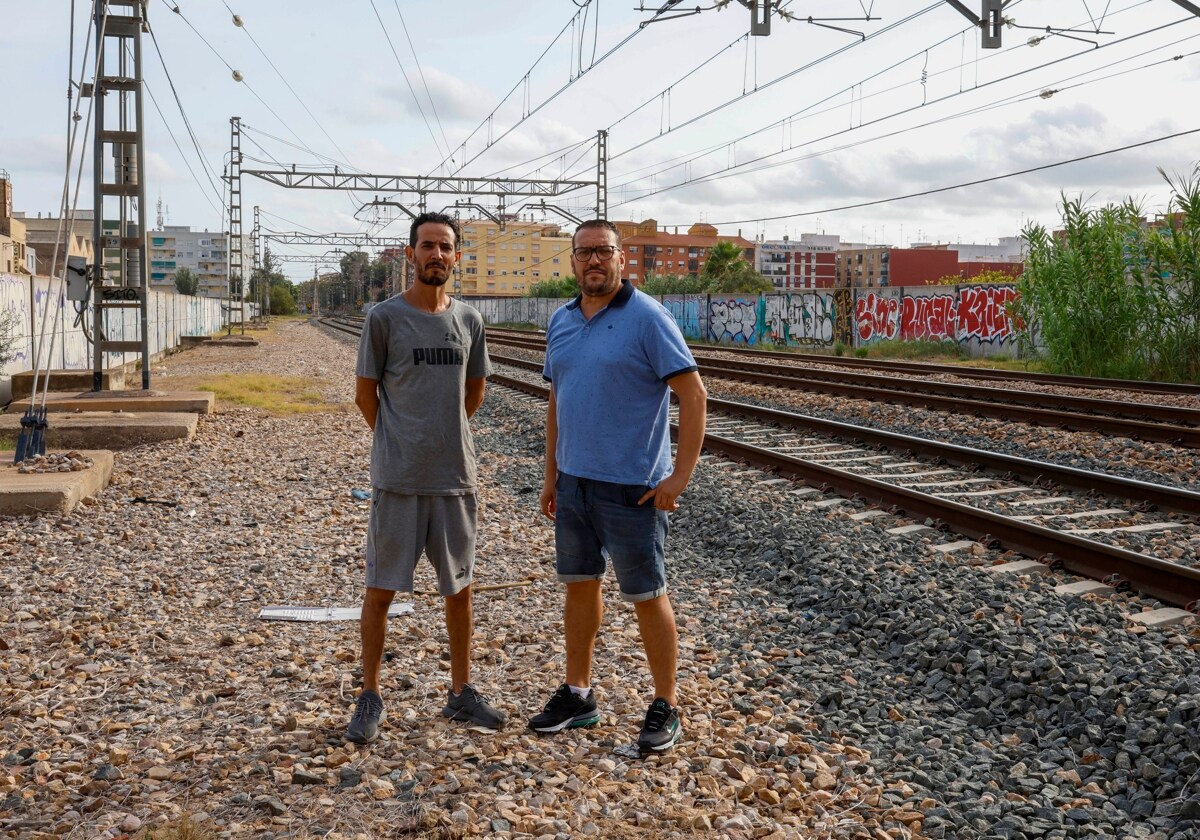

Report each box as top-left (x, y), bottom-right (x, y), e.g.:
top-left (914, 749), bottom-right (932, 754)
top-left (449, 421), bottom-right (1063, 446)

top-left (458, 219), bottom-right (574, 296)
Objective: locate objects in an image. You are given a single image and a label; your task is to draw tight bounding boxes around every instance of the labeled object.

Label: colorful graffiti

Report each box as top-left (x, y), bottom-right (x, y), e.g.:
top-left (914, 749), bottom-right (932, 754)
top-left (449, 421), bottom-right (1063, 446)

top-left (709, 298), bottom-right (759, 344)
top-left (661, 296), bottom-right (702, 338)
top-left (764, 293), bottom-right (835, 347)
top-left (833, 288), bottom-right (853, 347)
top-left (848, 287), bottom-right (1019, 347)
top-left (900, 294), bottom-right (956, 341)
top-left (855, 292), bottom-right (901, 342)
top-left (957, 285), bottom-right (1017, 343)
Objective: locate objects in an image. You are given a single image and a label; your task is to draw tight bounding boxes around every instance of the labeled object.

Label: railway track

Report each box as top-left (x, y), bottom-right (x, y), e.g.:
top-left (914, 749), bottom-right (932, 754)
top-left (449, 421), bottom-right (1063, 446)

top-left (491, 366), bottom-right (1200, 609)
top-left (487, 325), bottom-right (1200, 397)
top-left (318, 315), bottom-right (1200, 608)
top-left (484, 330), bottom-right (1200, 449)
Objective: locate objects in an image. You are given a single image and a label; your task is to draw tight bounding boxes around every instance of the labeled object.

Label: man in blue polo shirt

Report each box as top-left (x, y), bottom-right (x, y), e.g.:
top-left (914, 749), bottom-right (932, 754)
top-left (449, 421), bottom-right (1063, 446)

top-left (531, 219), bottom-right (708, 756)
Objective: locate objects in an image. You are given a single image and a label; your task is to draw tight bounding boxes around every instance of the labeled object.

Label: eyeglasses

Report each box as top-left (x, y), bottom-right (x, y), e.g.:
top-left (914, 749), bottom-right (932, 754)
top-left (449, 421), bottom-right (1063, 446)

top-left (572, 245), bottom-right (618, 262)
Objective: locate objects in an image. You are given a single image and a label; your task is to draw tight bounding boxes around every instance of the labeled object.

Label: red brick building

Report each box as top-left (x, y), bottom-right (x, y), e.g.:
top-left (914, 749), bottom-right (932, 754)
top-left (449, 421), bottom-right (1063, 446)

top-left (614, 220), bottom-right (755, 285)
top-left (837, 246), bottom-right (1022, 287)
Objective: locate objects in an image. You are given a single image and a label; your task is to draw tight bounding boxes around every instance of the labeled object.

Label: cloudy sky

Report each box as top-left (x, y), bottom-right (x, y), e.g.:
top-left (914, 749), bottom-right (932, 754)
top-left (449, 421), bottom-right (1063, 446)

top-left (4, 0), bottom-right (1200, 281)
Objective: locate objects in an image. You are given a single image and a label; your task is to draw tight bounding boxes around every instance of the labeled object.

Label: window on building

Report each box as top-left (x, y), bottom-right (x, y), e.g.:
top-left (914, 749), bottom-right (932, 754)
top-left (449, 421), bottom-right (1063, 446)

top-left (629, 246), bottom-right (639, 253)
top-left (629, 259), bottom-right (638, 266)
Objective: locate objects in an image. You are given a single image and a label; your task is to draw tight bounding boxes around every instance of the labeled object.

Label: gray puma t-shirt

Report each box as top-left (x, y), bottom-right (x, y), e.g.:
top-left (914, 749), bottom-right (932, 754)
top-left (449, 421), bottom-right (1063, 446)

top-left (356, 296), bottom-right (491, 495)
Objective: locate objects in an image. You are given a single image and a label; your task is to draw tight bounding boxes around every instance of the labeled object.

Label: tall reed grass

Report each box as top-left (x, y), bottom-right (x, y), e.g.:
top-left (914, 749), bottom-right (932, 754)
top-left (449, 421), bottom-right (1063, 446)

top-left (1014, 165), bottom-right (1200, 383)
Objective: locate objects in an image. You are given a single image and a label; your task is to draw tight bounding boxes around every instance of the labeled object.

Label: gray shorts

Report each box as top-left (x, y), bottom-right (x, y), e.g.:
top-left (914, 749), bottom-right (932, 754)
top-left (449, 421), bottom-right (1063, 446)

top-left (365, 490), bottom-right (477, 596)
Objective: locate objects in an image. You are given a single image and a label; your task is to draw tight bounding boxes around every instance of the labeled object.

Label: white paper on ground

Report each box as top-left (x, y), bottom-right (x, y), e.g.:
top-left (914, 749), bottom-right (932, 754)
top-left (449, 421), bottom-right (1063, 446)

top-left (257, 603), bottom-right (414, 622)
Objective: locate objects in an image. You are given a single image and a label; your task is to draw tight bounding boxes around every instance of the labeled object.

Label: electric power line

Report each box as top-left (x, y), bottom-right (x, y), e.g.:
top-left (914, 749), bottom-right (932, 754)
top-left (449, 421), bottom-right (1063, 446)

top-left (687, 125), bottom-right (1200, 227)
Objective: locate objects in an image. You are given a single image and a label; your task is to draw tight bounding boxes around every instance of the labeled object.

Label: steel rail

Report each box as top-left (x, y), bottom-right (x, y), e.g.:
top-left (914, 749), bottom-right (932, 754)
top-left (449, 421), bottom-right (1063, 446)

top-left (691, 354), bottom-right (1200, 427)
top-left (490, 371), bottom-right (1200, 609)
top-left (490, 353), bottom-right (1200, 516)
top-left (485, 327), bottom-right (1200, 395)
top-left (485, 327), bottom-right (1200, 396)
top-left (489, 351), bottom-right (1200, 449)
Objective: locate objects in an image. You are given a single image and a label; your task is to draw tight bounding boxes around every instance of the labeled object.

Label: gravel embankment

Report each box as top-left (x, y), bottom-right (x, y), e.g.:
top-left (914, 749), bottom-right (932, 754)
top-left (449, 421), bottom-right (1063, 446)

top-left (2, 320), bottom-right (1197, 840)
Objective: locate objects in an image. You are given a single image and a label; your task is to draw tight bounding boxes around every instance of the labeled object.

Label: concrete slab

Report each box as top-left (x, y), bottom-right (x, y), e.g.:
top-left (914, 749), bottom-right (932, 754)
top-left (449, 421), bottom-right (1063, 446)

top-left (0, 412), bottom-right (198, 450)
top-left (888, 523), bottom-right (935, 536)
top-left (849, 510), bottom-right (889, 521)
top-left (756, 478), bottom-right (792, 487)
top-left (11, 369), bottom-right (124, 399)
top-left (812, 498), bottom-right (847, 509)
top-left (0, 450), bottom-right (114, 516)
top-left (7, 390), bottom-right (214, 415)
top-left (789, 487), bottom-right (821, 497)
top-left (1066, 522), bottom-right (1185, 535)
top-left (931, 540), bottom-right (976, 554)
top-left (1127, 608), bottom-right (1196, 628)
top-left (986, 559), bottom-right (1051, 576)
top-left (1055, 580), bottom-right (1113, 598)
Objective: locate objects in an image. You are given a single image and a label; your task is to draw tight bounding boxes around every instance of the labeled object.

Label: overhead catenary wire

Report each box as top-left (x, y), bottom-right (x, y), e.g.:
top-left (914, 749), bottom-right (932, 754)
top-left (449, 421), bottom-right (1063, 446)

top-left (220, 0), bottom-right (361, 172)
top-left (606, 1), bottom-right (948, 165)
top-left (367, 0), bottom-right (449, 162)
top-left (392, 0), bottom-right (453, 160)
top-left (598, 0), bottom-right (1154, 190)
top-left (610, 14), bottom-right (1200, 208)
top-left (145, 22), bottom-right (226, 220)
top-left (681, 125), bottom-right (1200, 227)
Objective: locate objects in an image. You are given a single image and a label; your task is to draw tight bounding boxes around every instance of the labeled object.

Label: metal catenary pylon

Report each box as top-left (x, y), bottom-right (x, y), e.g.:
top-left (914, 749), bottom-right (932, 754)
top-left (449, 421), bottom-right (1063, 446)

top-left (92, 0), bottom-right (152, 391)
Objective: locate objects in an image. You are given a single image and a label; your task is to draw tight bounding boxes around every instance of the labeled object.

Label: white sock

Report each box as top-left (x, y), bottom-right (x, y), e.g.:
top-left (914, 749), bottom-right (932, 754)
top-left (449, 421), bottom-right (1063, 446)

top-left (568, 684), bottom-right (590, 698)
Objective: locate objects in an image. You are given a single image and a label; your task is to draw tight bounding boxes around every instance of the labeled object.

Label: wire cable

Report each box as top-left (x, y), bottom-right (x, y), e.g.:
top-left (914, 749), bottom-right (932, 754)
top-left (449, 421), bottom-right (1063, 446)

top-left (393, 0), bottom-right (453, 158)
top-left (367, 0), bottom-right (448, 161)
top-left (604, 2), bottom-right (1184, 203)
top-left (685, 125), bottom-right (1200, 227)
top-left (220, 0), bottom-right (360, 172)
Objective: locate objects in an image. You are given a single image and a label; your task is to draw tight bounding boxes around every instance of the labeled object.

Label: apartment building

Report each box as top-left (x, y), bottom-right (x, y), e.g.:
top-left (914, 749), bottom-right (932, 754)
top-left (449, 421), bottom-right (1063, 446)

top-left (13, 209), bottom-right (95, 280)
top-left (458, 218), bottom-right (573, 296)
top-left (149, 226), bottom-right (230, 297)
top-left (0, 173), bottom-right (32, 274)
top-left (756, 233), bottom-right (839, 290)
top-left (836, 244), bottom-right (1023, 288)
top-left (615, 220), bottom-right (755, 284)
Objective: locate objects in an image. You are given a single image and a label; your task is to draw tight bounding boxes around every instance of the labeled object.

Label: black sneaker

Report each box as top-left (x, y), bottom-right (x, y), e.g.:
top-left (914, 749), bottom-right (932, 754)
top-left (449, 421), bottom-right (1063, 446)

top-left (637, 698), bottom-right (681, 755)
top-left (442, 684), bottom-right (507, 731)
top-left (529, 684), bottom-right (601, 733)
top-left (345, 690), bottom-right (385, 744)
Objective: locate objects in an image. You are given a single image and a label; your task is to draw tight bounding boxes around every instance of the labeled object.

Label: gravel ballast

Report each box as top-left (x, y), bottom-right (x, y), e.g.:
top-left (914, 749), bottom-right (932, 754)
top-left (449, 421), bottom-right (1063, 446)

top-left (2, 320), bottom-right (1197, 839)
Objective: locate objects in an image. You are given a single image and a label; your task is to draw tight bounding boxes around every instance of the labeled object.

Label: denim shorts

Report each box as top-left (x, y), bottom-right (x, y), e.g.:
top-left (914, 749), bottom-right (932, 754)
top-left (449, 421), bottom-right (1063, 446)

top-left (554, 472), bottom-right (668, 603)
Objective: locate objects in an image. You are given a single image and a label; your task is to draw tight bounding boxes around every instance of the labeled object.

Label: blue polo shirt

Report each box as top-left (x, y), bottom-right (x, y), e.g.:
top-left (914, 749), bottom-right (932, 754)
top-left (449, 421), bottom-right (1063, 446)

top-left (543, 281), bottom-right (698, 486)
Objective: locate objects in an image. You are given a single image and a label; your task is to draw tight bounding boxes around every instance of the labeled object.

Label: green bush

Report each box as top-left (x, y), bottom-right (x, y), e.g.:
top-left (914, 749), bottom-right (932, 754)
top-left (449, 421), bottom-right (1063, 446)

top-left (1014, 164), bottom-right (1200, 383)
top-left (832, 340), bottom-right (847, 357)
top-left (853, 346), bottom-right (870, 358)
top-left (269, 285), bottom-right (297, 316)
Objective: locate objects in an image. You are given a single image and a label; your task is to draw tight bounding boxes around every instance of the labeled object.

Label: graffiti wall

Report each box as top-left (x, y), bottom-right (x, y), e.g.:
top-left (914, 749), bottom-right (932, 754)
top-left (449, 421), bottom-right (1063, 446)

top-left (464, 283), bottom-right (1021, 357)
top-left (0, 273), bottom-right (226, 385)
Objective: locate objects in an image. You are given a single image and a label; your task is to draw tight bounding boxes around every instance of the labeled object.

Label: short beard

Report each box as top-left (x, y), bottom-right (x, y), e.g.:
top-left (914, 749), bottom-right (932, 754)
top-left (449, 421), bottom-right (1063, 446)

top-left (581, 272), bottom-right (618, 297)
top-left (417, 270), bottom-right (449, 287)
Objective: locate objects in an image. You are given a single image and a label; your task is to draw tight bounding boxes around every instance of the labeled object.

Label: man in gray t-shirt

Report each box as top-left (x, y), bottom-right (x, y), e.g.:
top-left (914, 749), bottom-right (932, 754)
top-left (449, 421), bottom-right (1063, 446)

top-left (346, 212), bottom-right (504, 744)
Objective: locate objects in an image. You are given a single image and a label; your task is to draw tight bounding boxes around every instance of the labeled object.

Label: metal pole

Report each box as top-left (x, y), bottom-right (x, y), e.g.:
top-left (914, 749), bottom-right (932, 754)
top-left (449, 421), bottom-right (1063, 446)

top-left (91, 0), bottom-right (105, 391)
top-left (596, 129), bottom-right (608, 220)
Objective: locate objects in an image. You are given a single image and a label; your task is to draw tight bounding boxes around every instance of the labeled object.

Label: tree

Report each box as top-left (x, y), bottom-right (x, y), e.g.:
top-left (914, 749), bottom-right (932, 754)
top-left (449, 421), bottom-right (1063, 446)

top-left (701, 242), bottom-right (773, 293)
top-left (525, 275), bottom-right (579, 298)
top-left (0, 306), bottom-right (21, 371)
top-left (269, 284), bottom-right (298, 315)
top-left (340, 251), bottom-right (371, 306)
top-left (174, 266), bottom-right (198, 296)
top-left (639, 273), bottom-right (710, 296)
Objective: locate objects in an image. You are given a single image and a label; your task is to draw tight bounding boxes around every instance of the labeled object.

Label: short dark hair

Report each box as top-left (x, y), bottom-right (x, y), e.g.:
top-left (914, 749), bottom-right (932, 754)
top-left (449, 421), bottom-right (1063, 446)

top-left (572, 219), bottom-right (622, 248)
top-left (409, 212), bottom-right (461, 248)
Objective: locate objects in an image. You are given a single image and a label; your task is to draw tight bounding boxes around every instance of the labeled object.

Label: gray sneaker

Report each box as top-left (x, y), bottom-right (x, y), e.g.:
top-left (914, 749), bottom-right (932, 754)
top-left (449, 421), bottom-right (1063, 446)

top-left (442, 684), bottom-right (507, 731)
top-left (345, 690), bottom-right (385, 744)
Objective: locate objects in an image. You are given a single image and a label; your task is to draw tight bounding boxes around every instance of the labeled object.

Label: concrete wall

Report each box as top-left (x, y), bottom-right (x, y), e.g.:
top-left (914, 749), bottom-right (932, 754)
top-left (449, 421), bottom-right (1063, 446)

top-left (0, 273), bottom-right (227, 399)
top-left (462, 283), bottom-right (1022, 358)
